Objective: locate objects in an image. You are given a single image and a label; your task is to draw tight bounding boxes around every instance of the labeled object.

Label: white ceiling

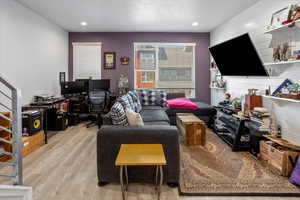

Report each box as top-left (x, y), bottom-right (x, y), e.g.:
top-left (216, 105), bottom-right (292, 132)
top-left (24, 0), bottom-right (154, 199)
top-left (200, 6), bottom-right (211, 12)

top-left (17, 0), bottom-right (259, 32)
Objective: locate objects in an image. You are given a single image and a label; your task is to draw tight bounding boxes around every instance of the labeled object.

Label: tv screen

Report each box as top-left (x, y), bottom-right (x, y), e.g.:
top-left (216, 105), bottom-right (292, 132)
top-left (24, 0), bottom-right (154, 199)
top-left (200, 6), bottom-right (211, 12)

top-left (209, 33), bottom-right (268, 76)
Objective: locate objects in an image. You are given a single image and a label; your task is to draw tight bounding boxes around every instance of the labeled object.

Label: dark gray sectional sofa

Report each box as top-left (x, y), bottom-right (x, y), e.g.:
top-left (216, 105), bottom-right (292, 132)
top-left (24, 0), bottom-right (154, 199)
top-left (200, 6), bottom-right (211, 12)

top-left (165, 93), bottom-right (216, 126)
top-left (97, 91), bottom-right (215, 186)
top-left (97, 99), bottom-right (180, 186)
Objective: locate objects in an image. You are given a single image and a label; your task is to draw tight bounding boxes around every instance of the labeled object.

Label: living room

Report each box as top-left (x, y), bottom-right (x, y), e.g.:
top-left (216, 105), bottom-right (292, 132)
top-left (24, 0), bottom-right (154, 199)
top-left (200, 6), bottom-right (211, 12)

top-left (1, 0), bottom-right (300, 199)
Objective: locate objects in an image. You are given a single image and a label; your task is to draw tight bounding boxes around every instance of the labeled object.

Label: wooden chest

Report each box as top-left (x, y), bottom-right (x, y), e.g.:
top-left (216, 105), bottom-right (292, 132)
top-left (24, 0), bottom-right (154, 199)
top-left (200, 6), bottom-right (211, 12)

top-left (259, 141), bottom-right (298, 176)
top-left (22, 130), bottom-right (45, 157)
top-left (176, 113), bottom-right (206, 146)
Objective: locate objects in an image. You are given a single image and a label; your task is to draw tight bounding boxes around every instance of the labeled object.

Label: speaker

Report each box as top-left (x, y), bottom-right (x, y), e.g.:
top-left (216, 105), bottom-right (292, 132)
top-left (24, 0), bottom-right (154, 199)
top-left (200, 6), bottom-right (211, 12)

top-left (68, 113), bottom-right (80, 126)
top-left (59, 72), bottom-right (66, 85)
top-left (22, 110), bottom-right (43, 136)
top-left (47, 109), bottom-right (68, 131)
top-left (55, 113), bottom-right (68, 131)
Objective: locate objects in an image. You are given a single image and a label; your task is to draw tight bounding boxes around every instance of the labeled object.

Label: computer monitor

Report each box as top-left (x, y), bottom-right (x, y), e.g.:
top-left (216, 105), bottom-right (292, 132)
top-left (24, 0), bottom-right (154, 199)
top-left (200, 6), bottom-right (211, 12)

top-left (76, 79), bottom-right (89, 93)
top-left (89, 79), bottom-right (110, 91)
top-left (61, 81), bottom-right (85, 95)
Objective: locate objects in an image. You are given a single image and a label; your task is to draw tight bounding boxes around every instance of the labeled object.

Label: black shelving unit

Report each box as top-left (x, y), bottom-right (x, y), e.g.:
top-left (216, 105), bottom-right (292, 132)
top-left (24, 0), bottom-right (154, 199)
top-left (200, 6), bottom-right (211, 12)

top-left (213, 106), bottom-right (251, 151)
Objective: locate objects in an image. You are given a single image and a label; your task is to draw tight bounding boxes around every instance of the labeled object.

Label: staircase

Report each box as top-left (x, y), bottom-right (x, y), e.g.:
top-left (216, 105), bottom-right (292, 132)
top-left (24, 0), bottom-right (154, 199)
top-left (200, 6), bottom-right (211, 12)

top-left (0, 74), bottom-right (23, 185)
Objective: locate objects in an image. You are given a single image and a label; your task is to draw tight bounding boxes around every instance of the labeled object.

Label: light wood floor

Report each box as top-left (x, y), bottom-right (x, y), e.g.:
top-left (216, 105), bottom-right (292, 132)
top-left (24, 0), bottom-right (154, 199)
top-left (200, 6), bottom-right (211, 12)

top-left (4, 123), bottom-right (300, 200)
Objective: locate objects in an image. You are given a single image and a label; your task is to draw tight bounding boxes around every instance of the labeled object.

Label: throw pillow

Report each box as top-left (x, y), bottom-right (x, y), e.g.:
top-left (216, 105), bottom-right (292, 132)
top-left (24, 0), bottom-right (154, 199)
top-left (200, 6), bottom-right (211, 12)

top-left (289, 156), bottom-right (300, 187)
top-left (155, 90), bottom-right (167, 106)
top-left (110, 102), bottom-right (129, 126)
top-left (166, 97), bottom-right (199, 110)
top-left (135, 89), bottom-right (167, 107)
top-left (136, 89), bottom-right (150, 106)
top-left (125, 108), bottom-right (144, 126)
top-left (118, 94), bottom-right (135, 111)
top-left (148, 90), bottom-right (158, 106)
top-left (128, 91), bottom-right (142, 112)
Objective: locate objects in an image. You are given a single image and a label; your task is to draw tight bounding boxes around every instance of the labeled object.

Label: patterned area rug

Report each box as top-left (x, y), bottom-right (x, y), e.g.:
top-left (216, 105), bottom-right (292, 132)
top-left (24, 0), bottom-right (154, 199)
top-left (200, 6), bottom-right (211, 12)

top-left (179, 129), bottom-right (300, 196)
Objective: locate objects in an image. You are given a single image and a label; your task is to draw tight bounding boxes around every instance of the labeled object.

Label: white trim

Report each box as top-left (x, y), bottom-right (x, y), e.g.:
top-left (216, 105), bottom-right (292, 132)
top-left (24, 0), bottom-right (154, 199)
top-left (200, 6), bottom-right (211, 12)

top-left (0, 185), bottom-right (32, 200)
top-left (134, 42), bottom-right (196, 46)
top-left (72, 42), bottom-right (102, 46)
top-left (72, 42), bottom-right (102, 80)
top-left (192, 45), bottom-right (196, 97)
top-left (155, 45), bottom-right (159, 88)
top-left (133, 43), bottom-right (196, 98)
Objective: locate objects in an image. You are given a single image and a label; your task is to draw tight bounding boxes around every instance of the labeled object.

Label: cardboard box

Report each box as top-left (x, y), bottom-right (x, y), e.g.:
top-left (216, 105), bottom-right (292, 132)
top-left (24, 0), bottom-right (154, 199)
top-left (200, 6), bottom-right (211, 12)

top-left (22, 130), bottom-right (45, 157)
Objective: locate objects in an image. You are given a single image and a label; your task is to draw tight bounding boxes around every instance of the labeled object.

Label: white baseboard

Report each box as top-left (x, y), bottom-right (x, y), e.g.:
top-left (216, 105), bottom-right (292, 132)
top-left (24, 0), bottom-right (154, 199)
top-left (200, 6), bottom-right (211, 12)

top-left (0, 185), bottom-right (32, 200)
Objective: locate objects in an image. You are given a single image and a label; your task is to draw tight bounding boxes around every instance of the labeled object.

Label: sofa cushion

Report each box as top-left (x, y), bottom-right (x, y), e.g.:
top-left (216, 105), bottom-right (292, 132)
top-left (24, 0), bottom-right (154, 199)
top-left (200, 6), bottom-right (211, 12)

top-left (150, 90), bottom-right (167, 106)
top-left (128, 91), bottom-right (142, 112)
top-left (125, 108), bottom-right (144, 126)
top-left (140, 109), bottom-right (170, 123)
top-left (136, 89), bottom-right (150, 106)
top-left (166, 98), bottom-right (199, 110)
top-left (110, 102), bottom-right (129, 126)
top-left (142, 106), bottom-right (165, 110)
top-left (118, 94), bottom-right (135, 111)
top-left (144, 121), bottom-right (170, 126)
top-left (136, 89), bottom-right (167, 106)
top-left (166, 101), bottom-right (214, 117)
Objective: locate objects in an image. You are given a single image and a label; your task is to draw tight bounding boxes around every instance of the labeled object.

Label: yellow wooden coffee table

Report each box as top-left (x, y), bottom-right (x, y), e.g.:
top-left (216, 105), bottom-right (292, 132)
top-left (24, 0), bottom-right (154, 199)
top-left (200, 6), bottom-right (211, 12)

top-left (115, 144), bottom-right (167, 200)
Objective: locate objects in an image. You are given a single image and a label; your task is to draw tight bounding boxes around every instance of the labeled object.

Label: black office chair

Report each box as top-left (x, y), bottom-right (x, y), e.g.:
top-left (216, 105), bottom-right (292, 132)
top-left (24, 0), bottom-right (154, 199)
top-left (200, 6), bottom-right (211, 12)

top-left (86, 80), bottom-right (110, 128)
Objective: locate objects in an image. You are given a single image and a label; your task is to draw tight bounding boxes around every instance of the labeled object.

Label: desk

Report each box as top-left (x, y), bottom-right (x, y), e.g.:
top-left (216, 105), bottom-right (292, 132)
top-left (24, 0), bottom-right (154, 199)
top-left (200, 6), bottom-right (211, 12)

top-left (22, 98), bottom-right (65, 144)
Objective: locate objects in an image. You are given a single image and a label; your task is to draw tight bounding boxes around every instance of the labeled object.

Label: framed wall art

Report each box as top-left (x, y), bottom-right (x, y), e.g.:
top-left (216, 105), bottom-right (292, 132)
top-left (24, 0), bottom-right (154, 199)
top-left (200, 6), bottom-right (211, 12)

top-left (120, 56), bottom-right (130, 65)
top-left (270, 5), bottom-right (292, 28)
top-left (104, 52), bottom-right (116, 69)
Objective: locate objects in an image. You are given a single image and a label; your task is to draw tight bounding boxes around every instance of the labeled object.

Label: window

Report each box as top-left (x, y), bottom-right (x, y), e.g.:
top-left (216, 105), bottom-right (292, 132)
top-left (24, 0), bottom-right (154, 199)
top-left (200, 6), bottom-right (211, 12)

top-left (134, 43), bottom-right (196, 97)
top-left (73, 42), bottom-right (101, 80)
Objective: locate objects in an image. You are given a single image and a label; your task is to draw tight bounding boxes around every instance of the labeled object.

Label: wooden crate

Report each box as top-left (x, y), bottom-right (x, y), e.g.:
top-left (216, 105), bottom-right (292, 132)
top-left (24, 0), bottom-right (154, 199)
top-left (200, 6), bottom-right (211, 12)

top-left (259, 141), bottom-right (298, 176)
top-left (176, 113), bottom-right (206, 146)
top-left (22, 130), bottom-right (45, 157)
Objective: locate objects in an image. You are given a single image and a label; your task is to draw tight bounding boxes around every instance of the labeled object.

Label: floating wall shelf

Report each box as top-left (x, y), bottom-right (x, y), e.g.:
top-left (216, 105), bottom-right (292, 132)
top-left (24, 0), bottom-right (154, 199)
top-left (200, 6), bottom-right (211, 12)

top-left (210, 87), bottom-right (226, 90)
top-left (265, 19), bottom-right (300, 34)
top-left (264, 60), bottom-right (300, 66)
top-left (262, 95), bottom-right (300, 103)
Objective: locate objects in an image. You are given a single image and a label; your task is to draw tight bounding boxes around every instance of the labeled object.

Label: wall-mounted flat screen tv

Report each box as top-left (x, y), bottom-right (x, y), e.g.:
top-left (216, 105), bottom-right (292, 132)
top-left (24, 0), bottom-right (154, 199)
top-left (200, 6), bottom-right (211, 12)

top-left (209, 33), bottom-right (268, 76)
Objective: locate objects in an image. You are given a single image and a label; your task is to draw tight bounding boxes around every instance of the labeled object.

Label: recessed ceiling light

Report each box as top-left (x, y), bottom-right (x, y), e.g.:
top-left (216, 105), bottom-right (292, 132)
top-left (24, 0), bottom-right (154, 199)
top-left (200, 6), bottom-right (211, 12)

top-left (192, 22), bottom-right (199, 27)
top-left (80, 21), bottom-right (87, 26)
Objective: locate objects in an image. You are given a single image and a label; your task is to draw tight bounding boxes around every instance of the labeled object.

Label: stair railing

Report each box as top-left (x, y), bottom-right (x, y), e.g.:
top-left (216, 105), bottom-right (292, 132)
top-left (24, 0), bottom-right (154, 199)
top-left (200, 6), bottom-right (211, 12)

top-left (0, 73), bottom-right (23, 185)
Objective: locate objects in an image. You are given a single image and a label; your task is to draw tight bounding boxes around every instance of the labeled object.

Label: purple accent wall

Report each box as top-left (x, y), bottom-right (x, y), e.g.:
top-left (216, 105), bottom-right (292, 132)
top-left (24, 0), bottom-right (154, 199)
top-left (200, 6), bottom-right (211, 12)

top-left (69, 32), bottom-right (211, 103)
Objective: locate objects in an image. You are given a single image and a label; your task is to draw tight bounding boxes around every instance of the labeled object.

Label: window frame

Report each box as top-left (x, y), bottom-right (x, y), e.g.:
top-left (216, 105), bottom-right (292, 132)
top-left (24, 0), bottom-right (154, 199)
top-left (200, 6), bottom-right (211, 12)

top-left (72, 42), bottom-right (102, 80)
top-left (134, 42), bottom-right (196, 98)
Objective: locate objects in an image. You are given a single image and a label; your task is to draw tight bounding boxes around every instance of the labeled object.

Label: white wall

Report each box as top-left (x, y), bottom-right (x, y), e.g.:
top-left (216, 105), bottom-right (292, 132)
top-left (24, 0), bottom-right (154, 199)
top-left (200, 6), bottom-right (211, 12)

top-left (211, 0), bottom-right (300, 144)
top-left (0, 0), bottom-right (68, 105)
